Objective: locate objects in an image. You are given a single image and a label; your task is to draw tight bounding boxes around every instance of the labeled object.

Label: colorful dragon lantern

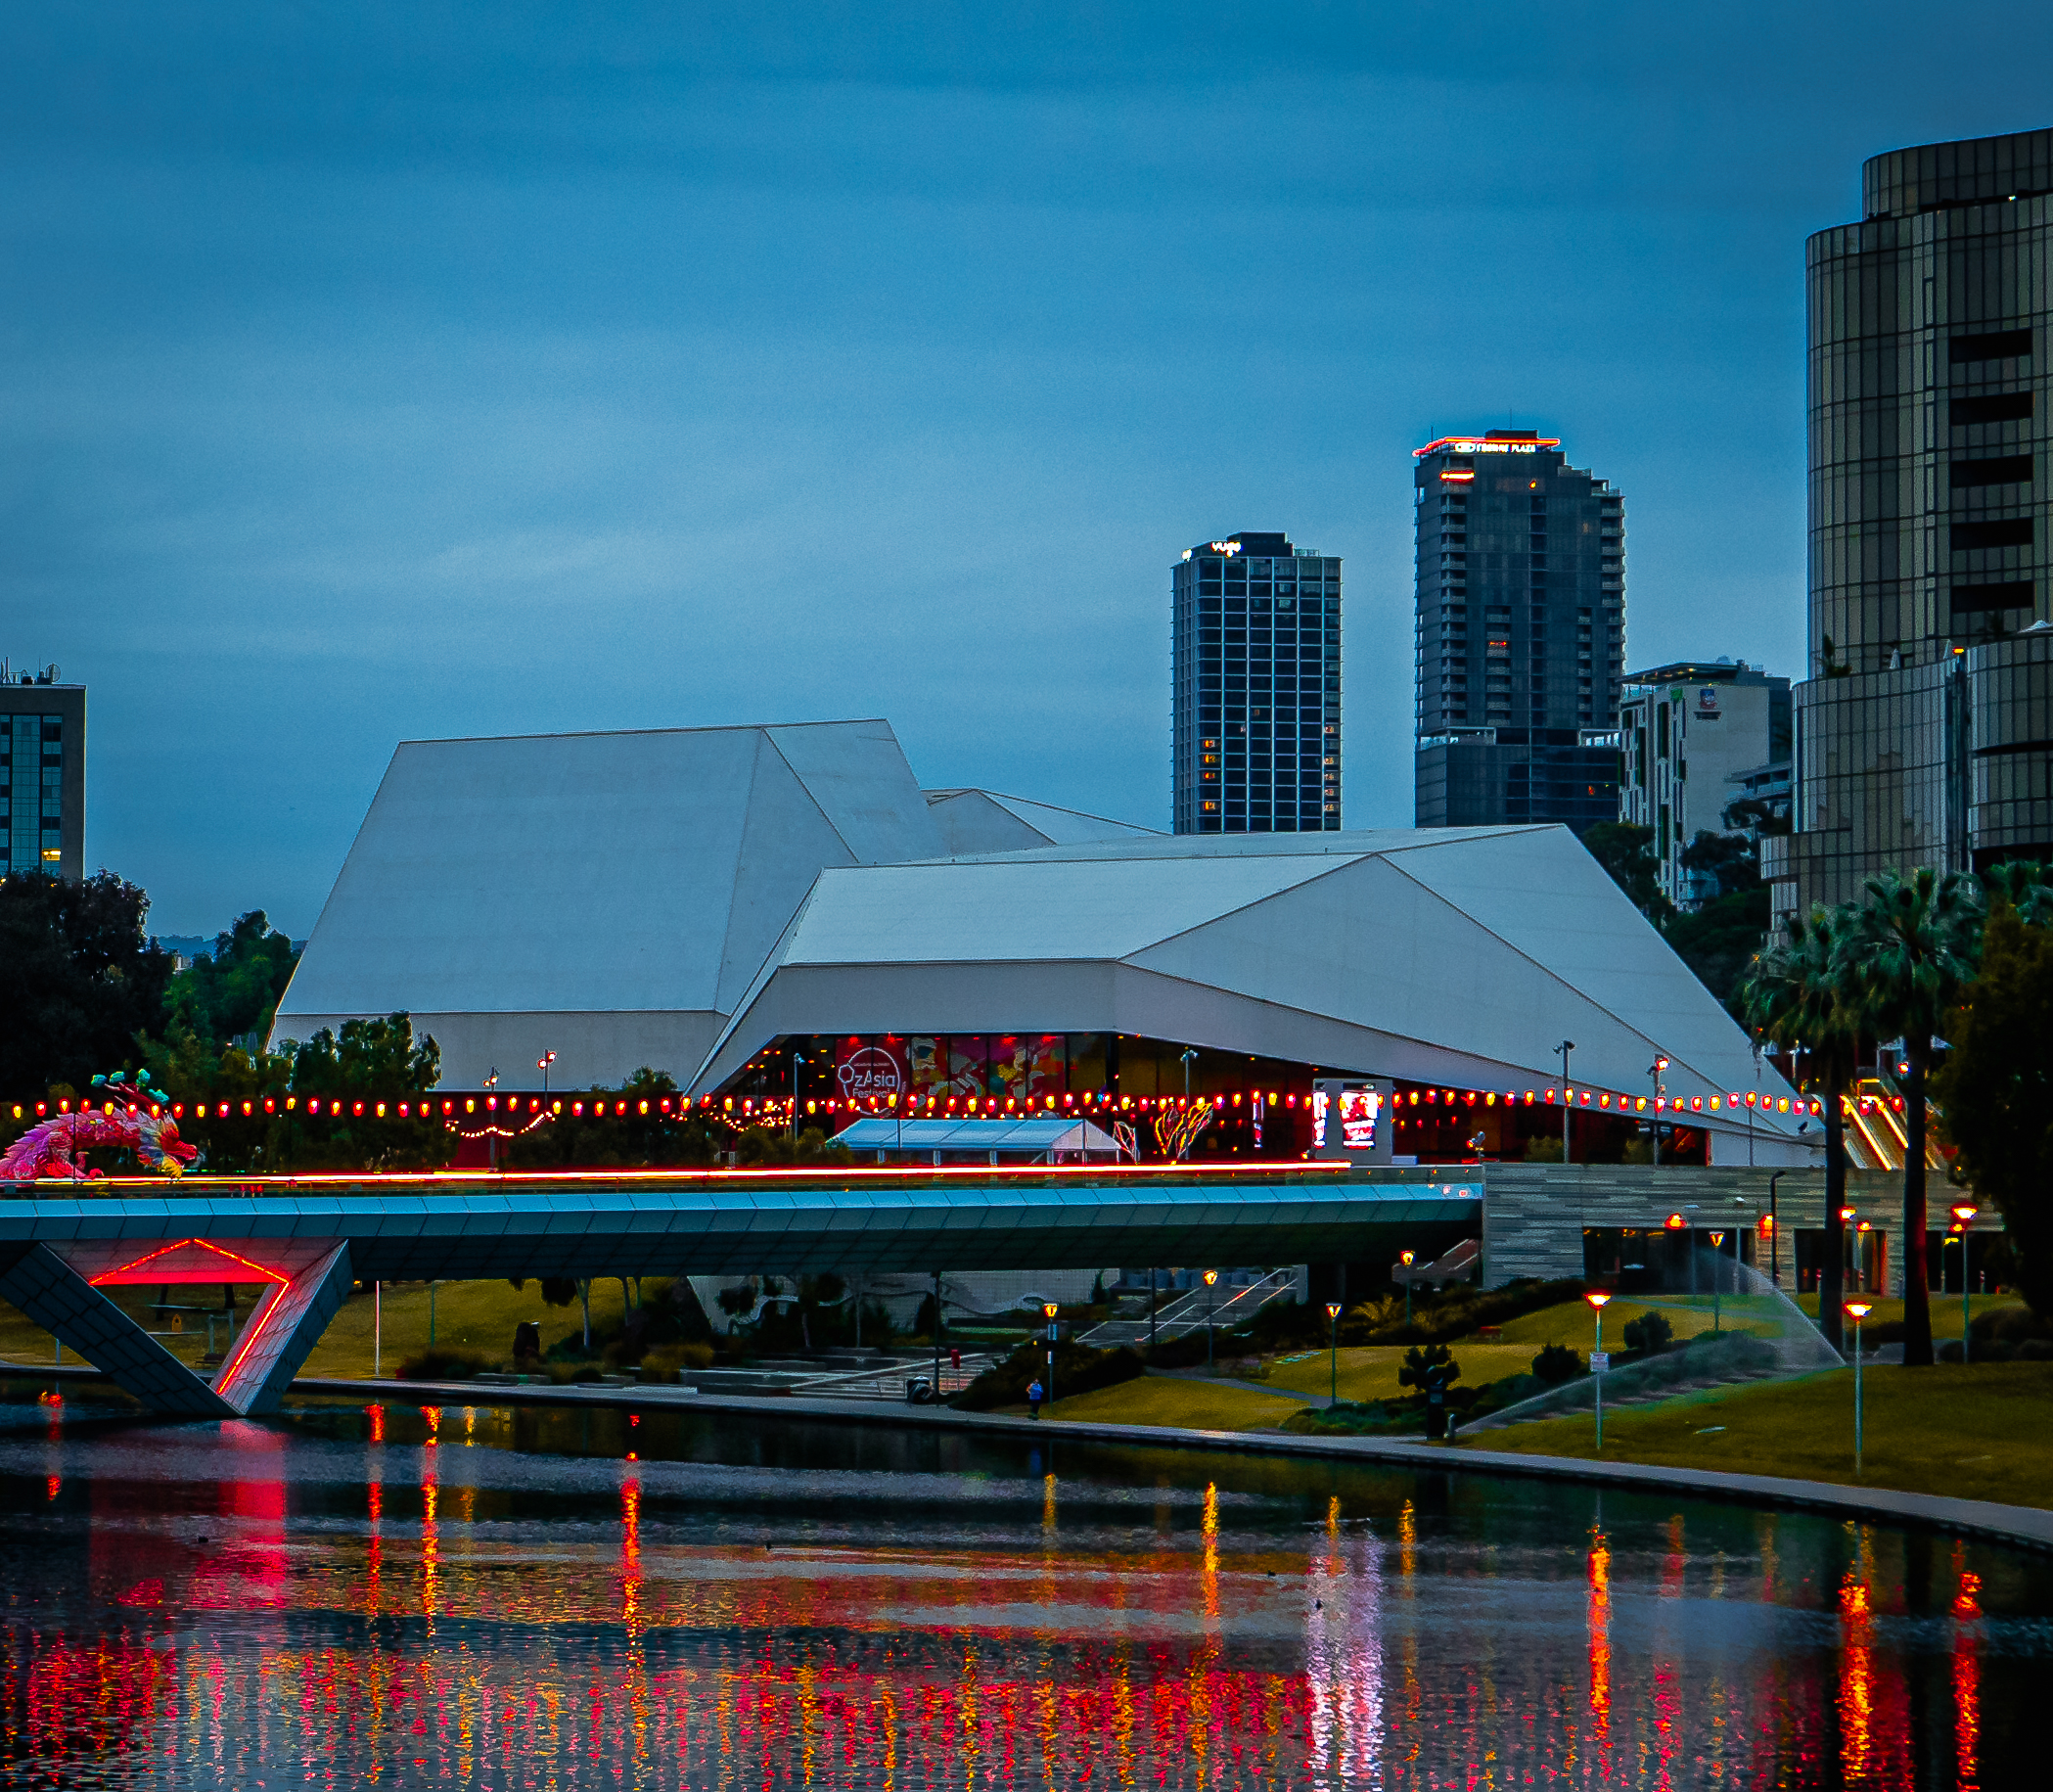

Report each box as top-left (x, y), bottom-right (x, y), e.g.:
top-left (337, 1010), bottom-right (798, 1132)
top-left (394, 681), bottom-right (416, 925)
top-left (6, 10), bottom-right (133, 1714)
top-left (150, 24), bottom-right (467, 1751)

top-left (0, 1071), bottom-right (202, 1183)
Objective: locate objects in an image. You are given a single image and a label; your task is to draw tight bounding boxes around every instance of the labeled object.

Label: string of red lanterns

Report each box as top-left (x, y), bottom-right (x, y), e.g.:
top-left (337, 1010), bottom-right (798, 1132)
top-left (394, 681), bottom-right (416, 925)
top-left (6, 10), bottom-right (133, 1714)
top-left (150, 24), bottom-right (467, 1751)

top-left (7, 1081), bottom-right (1835, 1126)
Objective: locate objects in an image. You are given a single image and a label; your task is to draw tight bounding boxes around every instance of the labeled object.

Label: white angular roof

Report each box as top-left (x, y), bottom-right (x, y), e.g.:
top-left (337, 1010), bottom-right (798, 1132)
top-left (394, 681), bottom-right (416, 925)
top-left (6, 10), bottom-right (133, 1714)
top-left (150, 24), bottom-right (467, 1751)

top-left (275, 719), bottom-right (938, 1040)
top-left (924, 788), bottom-right (1163, 855)
top-left (694, 825), bottom-right (1804, 1149)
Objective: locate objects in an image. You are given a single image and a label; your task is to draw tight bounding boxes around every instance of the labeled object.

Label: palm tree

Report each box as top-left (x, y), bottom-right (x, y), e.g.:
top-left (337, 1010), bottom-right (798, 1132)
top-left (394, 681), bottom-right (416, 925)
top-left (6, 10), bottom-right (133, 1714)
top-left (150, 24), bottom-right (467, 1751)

top-left (1979, 859), bottom-right (2053, 926)
top-left (1835, 867), bottom-right (1984, 1368)
top-left (1742, 904), bottom-right (1861, 1353)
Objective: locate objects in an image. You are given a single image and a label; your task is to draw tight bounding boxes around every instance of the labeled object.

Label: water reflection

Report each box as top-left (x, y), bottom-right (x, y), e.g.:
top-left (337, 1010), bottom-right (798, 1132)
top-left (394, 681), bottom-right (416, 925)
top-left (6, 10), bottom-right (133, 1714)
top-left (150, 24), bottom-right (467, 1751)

top-left (0, 1383), bottom-right (2046, 1789)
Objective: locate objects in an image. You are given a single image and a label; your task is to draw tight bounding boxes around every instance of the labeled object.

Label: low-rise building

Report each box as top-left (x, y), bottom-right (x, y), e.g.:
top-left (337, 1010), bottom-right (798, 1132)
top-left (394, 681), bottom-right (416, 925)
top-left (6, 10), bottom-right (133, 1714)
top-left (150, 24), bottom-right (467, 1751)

top-left (1619, 661), bottom-right (1791, 910)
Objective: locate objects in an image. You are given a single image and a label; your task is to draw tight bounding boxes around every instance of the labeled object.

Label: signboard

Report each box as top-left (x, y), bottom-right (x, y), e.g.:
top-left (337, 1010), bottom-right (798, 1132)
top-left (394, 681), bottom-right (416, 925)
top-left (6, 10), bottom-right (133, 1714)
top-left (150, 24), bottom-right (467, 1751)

top-left (1339, 1087), bottom-right (1381, 1151)
top-left (1696, 686), bottom-right (1721, 718)
top-left (835, 1036), bottom-right (907, 1102)
top-left (1589, 1352), bottom-right (1611, 1374)
top-left (1313, 1079), bottom-right (1391, 1161)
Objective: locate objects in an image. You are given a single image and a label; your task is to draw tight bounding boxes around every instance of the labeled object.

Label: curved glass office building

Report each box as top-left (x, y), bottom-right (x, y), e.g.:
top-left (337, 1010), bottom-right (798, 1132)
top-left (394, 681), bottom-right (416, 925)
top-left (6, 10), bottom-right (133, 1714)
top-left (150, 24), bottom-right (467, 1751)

top-left (1771, 127), bottom-right (2053, 916)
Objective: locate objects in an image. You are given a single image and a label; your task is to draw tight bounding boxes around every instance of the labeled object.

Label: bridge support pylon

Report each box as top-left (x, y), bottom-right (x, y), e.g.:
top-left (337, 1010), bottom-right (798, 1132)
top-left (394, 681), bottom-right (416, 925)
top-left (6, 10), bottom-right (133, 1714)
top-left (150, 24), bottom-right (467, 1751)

top-left (0, 1237), bottom-right (353, 1417)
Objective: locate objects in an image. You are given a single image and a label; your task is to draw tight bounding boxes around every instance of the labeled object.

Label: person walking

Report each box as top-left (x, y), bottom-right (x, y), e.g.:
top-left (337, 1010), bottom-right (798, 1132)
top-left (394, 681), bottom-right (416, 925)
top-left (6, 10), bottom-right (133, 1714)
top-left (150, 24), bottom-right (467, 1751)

top-left (1026, 1377), bottom-right (1044, 1419)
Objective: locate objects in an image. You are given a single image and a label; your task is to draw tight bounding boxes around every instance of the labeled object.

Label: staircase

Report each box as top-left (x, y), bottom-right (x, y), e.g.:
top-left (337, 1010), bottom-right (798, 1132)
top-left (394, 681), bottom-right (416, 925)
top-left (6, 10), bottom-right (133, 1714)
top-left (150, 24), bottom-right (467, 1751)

top-left (1081, 1268), bottom-right (1300, 1348)
top-left (1840, 1074), bottom-right (1947, 1172)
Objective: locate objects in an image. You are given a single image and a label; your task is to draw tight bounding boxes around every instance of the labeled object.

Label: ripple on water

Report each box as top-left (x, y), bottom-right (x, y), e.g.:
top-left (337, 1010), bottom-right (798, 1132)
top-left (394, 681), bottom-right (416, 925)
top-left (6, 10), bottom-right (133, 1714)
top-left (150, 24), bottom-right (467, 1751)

top-left (0, 1379), bottom-right (2046, 1789)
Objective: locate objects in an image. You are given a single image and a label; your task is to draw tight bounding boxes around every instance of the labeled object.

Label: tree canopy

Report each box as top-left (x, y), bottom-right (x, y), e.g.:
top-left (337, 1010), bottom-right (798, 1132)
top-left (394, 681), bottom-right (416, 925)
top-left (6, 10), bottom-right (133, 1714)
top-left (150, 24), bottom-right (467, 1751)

top-left (0, 871), bottom-right (173, 1096)
top-left (162, 910), bottom-right (299, 1049)
top-left (1934, 901), bottom-right (2053, 1320)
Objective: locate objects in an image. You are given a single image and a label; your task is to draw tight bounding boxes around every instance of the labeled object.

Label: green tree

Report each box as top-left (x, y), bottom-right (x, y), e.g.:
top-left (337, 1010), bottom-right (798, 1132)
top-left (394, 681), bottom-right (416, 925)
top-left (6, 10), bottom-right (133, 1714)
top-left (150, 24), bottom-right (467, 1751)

top-left (1666, 885), bottom-right (1774, 1020)
top-left (1933, 901), bottom-right (2053, 1320)
top-left (1722, 795), bottom-right (1791, 839)
top-left (1978, 859), bottom-right (2053, 926)
top-left (1396, 1342), bottom-right (1461, 1394)
top-left (162, 911), bottom-right (299, 1049)
top-left (1581, 822), bottom-right (1673, 925)
top-left (1742, 904), bottom-right (1862, 1352)
top-left (288, 1014), bottom-right (440, 1093)
top-left (1680, 829), bottom-right (1761, 900)
top-left (0, 870), bottom-right (173, 1096)
top-left (1836, 867), bottom-right (1984, 1367)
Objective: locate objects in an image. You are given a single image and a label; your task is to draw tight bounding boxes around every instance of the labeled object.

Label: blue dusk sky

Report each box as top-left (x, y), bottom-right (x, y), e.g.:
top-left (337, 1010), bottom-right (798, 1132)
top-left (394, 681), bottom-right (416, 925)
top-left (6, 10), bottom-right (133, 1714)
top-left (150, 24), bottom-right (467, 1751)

top-left (6, 3), bottom-right (2051, 936)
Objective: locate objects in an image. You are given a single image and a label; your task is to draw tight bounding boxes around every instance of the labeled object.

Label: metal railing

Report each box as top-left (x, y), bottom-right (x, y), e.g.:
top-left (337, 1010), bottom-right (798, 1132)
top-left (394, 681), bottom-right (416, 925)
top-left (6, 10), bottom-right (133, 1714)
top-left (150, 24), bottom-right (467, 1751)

top-left (1080, 1268), bottom-right (1300, 1347)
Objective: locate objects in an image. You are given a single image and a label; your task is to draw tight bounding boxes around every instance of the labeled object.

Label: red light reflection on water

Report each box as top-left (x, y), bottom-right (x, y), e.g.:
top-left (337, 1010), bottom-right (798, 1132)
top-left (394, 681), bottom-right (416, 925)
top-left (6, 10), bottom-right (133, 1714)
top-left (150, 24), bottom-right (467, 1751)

top-left (0, 1458), bottom-right (2029, 1790)
top-left (1953, 1554), bottom-right (1983, 1792)
top-left (1586, 1525), bottom-right (1611, 1769)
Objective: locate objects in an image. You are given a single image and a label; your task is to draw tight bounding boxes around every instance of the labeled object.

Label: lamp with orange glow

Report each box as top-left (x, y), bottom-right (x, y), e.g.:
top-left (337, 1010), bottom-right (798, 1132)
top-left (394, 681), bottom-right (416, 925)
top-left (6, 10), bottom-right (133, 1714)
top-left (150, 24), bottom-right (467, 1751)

top-left (1325, 1302), bottom-right (1344, 1405)
top-left (1844, 1298), bottom-right (1875, 1470)
top-left (1665, 1213), bottom-right (1684, 1230)
top-left (1949, 1204), bottom-right (1980, 1362)
top-left (1586, 1292), bottom-right (1613, 1448)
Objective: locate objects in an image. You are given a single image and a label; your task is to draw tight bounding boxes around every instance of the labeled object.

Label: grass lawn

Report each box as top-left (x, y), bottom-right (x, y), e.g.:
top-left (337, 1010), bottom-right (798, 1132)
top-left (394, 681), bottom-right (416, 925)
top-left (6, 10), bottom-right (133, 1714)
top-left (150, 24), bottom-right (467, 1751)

top-left (1262, 1344), bottom-right (1540, 1404)
top-left (1785, 1292), bottom-right (2020, 1338)
top-left (0, 1276), bottom-right (645, 1381)
top-left (1471, 1360), bottom-right (2053, 1509)
top-left (1034, 1374), bottom-right (1305, 1432)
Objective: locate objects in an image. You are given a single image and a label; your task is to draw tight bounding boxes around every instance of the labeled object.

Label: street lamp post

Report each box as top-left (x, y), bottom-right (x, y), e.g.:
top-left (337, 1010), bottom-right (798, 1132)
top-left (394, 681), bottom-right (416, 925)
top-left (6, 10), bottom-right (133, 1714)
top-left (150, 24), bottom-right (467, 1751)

top-left (1326, 1303), bottom-right (1343, 1407)
top-left (1648, 1054), bottom-right (1670, 1167)
top-left (1203, 1269), bottom-right (1218, 1371)
top-left (1043, 1303), bottom-right (1060, 1407)
top-left (1557, 1041), bottom-right (1575, 1163)
top-left (1952, 1203), bottom-right (1979, 1362)
top-left (1399, 1251), bottom-right (1415, 1329)
top-left (537, 1050), bottom-right (556, 1094)
top-left (1839, 1206), bottom-right (1859, 1292)
top-left (790, 1050), bottom-right (806, 1140)
top-left (1765, 1172), bottom-right (1786, 1287)
top-left (1586, 1291), bottom-right (1612, 1450)
top-left (1708, 1231), bottom-right (1725, 1334)
top-left (1846, 1299), bottom-right (1873, 1473)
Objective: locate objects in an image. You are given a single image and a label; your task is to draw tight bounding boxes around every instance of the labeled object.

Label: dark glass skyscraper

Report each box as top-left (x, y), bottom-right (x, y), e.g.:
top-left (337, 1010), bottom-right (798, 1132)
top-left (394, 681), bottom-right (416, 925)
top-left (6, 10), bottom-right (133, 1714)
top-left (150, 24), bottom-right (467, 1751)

top-left (1171, 532), bottom-right (1341, 833)
top-left (1412, 432), bottom-right (1625, 829)
top-left (1768, 126), bottom-right (2053, 920)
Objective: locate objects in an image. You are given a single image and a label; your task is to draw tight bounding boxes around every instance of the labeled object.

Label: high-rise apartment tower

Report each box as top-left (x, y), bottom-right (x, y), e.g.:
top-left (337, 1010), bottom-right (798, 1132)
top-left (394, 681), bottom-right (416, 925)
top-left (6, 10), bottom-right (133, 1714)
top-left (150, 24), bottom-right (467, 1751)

top-left (1412, 432), bottom-right (1625, 830)
top-left (1171, 532), bottom-right (1341, 833)
top-left (1769, 126), bottom-right (2053, 919)
top-left (0, 663), bottom-right (85, 882)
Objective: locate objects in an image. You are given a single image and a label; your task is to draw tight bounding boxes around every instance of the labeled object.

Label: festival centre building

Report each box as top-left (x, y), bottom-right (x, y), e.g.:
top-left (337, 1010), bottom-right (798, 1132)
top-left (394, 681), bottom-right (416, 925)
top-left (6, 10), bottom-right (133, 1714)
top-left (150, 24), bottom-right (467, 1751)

top-left (274, 719), bottom-right (1811, 1168)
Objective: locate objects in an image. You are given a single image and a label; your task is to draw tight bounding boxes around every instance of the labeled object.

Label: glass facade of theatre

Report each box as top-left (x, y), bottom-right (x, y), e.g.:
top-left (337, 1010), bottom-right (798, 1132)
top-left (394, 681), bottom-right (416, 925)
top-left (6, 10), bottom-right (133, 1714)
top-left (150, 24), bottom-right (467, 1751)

top-left (0, 680), bottom-right (84, 882)
top-left (1771, 127), bottom-right (2053, 918)
top-left (1411, 434), bottom-right (1625, 829)
top-left (711, 1032), bottom-right (1704, 1164)
top-left (1170, 532), bottom-right (1341, 833)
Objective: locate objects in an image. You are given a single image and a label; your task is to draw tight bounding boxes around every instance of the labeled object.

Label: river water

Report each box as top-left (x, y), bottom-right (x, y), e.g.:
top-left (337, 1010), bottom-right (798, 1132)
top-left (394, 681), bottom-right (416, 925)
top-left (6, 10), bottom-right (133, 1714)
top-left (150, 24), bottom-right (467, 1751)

top-left (0, 1381), bottom-right (2045, 1790)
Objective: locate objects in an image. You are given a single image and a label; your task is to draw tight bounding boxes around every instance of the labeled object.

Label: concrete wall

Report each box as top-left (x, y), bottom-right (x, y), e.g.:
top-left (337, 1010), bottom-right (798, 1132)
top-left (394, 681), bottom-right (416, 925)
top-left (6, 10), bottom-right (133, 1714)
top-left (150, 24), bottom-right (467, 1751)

top-left (1481, 1163), bottom-right (1913, 1290)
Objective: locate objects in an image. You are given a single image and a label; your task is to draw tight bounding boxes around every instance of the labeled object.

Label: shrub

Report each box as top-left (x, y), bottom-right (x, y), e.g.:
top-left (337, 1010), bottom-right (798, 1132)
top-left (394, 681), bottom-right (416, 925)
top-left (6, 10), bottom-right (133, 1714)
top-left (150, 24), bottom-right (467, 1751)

top-left (1530, 1343), bottom-right (1585, 1384)
top-left (952, 1340), bottom-right (1145, 1411)
top-left (397, 1346), bottom-right (491, 1382)
top-left (1971, 1304), bottom-right (2048, 1345)
top-left (1621, 1311), bottom-right (1673, 1355)
top-left (1397, 1343), bottom-right (1461, 1393)
top-left (640, 1341), bottom-right (714, 1382)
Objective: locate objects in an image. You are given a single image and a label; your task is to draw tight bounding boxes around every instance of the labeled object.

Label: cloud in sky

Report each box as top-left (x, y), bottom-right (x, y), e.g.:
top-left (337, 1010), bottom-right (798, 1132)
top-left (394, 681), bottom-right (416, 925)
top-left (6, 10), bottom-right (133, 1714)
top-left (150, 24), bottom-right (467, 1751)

top-left (6, 2), bottom-right (2052, 933)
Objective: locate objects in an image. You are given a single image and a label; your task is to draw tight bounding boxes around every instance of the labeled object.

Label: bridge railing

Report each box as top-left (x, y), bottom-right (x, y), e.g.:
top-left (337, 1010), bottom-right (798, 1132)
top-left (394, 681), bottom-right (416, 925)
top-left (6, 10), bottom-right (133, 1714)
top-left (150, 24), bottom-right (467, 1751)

top-left (1, 1162), bottom-right (1485, 1200)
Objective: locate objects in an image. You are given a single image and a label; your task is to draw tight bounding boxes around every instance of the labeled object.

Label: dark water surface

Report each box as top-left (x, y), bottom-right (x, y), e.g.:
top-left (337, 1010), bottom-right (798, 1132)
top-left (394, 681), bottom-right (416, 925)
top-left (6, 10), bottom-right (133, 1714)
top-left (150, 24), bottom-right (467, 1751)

top-left (0, 1381), bottom-right (2046, 1789)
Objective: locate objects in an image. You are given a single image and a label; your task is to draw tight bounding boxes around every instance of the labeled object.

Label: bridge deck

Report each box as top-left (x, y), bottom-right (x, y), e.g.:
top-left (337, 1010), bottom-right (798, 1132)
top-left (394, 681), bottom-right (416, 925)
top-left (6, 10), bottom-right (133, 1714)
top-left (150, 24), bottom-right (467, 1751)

top-left (0, 1163), bottom-right (1482, 1280)
top-left (0, 1163), bottom-right (1483, 1418)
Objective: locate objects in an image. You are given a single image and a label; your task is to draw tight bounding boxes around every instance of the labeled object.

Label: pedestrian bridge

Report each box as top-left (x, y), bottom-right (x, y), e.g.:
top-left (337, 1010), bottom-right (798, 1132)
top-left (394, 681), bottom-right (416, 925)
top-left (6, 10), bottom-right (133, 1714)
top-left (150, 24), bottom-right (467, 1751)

top-left (0, 1163), bottom-right (1480, 1418)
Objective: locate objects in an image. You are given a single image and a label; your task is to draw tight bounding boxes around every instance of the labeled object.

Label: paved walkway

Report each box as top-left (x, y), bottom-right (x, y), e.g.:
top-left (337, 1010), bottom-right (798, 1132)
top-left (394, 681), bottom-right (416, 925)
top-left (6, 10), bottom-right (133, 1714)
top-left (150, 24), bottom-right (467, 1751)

top-left (19, 1361), bottom-right (2052, 1557)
